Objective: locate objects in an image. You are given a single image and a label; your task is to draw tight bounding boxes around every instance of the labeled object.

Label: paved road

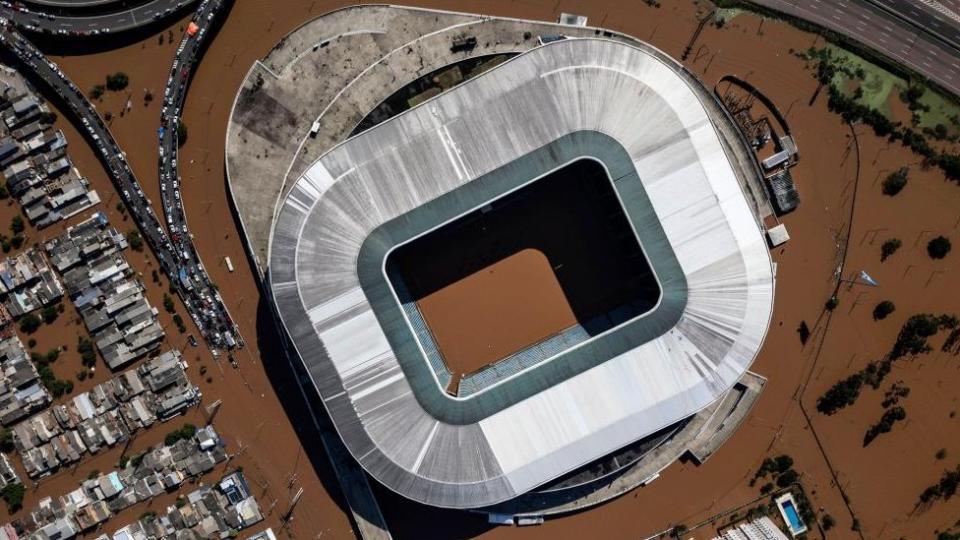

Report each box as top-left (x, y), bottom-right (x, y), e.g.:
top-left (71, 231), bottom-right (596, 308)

top-left (752, 0), bottom-right (960, 96)
top-left (0, 19), bottom-right (239, 350)
top-left (157, 0), bottom-right (240, 348)
top-left (22, 0), bottom-right (130, 8)
top-left (0, 0), bottom-right (195, 35)
top-left (866, 0), bottom-right (960, 50)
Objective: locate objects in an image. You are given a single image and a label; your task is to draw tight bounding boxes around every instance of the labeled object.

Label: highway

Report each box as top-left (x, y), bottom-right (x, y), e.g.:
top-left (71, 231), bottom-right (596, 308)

top-left (0, 0), bottom-right (196, 36)
top-left (0, 18), bottom-right (240, 350)
top-left (866, 0), bottom-right (960, 50)
top-left (751, 0), bottom-right (960, 96)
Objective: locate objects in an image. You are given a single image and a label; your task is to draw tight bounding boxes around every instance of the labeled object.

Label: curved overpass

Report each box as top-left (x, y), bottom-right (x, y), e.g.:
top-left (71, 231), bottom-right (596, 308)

top-left (0, 0), bottom-right (196, 35)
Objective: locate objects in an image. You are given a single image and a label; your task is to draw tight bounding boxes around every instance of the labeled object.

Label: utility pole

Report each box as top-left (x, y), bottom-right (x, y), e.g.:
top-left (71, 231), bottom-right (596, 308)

top-left (282, 487), bottom-right (304, 526)
top-left (205, 399), bottom-right (222, 424)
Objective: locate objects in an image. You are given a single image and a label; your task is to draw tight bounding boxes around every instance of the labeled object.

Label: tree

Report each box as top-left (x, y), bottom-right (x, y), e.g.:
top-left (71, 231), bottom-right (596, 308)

top-left (41, 304), bottom-right (59, 324)
top-left (164, 423), bottom-right (197, 446)
top-left (882, 167), bottom-right (909, 196)
top-left (891, 314), bottom-right (956, 360)
top-left (0, 428), bottom-right (13, 452)
top-left (19, 313), bottom-right (41, 334)
top-left (772, 455), bottom-right (794, 473)
top-left (818, 372), bottom-right (864, 414)
top-left (881, 238), bottom-right (902, 261)
top-left (900, 84), bottom-right (926, 107)
top-left (920, 466), bottom-right (960, 504)
top-left (821, 514), bottom-right (836, 531)
top-left (940, 153), bottom-right (960, 181)
top-left (162, 294), bottom-right (175, 313)
top-left (77, 336), bottom-right (97, 367)
top-left (126, 230), bottom-right (143, 251)
top-left (776, 468), bottom-right (799, 487)
top-left (873, 301), bottom-right (896, 321)
top-left (1, 483), bottom-right (25, 513)
top-left (928, 235), bottom-right (952, 259)
top-left (864, 406), bottom-right (906, 446)
top-left (90, 84), bottom-right (105, 99)
top-left (10, 215), bottom-right (24, 235)
top-left (105, 72), bottom-right (129, 91)
top-left (172, 313), bottom-right (186, 333)
top-left (176, 120), bottom-right (188, 148)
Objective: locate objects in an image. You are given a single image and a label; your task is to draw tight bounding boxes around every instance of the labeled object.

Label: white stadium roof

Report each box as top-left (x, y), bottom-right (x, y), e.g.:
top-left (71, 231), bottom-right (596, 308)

top-left (268, 38), bottom-right (775, 508)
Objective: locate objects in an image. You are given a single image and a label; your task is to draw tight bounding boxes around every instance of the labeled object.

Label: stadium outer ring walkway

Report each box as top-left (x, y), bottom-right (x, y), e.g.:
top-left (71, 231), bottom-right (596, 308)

top-left (268, 37), bottom-right (775, 509)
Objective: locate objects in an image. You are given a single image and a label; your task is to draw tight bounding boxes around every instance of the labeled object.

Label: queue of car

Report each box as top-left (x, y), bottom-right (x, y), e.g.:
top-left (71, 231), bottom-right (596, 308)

top-left (0, 14), bottom-right (239, 350)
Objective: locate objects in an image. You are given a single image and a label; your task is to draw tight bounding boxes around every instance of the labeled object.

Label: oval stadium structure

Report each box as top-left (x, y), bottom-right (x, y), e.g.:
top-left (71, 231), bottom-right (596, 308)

top-left (266, 37), bottom-right (775, 509)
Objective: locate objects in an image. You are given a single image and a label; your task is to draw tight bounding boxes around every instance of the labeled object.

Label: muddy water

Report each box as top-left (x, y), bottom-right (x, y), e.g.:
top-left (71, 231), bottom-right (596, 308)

top-left (9, 0), bottom-right (956, 539)
top-left (417, 248), bottom-right (577, 378)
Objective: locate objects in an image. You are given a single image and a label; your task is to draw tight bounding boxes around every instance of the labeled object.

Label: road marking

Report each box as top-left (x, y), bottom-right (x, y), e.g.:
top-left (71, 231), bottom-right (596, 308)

top-left (917, 0), bottom-right (960, 25)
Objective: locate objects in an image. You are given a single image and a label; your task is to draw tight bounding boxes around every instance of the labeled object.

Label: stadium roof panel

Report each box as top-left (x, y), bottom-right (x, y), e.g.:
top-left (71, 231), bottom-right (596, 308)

top-left (268, 37), bottom-right (775, 508)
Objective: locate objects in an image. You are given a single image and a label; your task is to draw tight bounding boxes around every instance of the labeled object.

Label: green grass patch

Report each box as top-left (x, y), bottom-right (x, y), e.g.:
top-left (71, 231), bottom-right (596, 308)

top-left (820, 45), bottom-right (960, 133)
top-left (916, 88), bottom-right (960, 131)
top-left (826, 45), bottom-right (900, 115)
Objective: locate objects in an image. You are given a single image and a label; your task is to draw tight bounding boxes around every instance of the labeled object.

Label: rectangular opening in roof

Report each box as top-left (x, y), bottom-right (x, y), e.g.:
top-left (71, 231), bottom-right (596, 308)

top-left (386, 158), bottom-right (661, 393)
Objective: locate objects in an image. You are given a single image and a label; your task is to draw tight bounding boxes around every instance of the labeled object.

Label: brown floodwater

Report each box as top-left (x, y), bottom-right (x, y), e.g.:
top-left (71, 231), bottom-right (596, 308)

top-left (6, 0), bottom-right (957, 539)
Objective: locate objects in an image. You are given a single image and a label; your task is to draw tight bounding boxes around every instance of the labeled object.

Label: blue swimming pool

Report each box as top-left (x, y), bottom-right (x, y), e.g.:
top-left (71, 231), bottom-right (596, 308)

top-left (782, 500), bottom-right (804, 532)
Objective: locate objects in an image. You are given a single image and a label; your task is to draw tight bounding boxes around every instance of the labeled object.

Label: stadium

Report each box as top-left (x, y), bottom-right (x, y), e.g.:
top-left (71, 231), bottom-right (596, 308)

top-left (256, 27), bottom-right (775, 510)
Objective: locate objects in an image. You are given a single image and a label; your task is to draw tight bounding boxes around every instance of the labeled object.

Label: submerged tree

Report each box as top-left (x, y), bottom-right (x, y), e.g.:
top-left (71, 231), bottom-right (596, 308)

top-left (882, 167), bottom-right (909, 196)
top-left (881, 238), bottom-right (902, 261)
top-left (928, 235), bottom-right (952, 259)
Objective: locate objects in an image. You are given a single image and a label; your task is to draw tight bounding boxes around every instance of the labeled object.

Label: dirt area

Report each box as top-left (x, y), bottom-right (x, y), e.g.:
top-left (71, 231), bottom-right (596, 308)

top-left (1, 1), bottom-right (952, 540)
top-left (415, 248), bottom-right (576, 377)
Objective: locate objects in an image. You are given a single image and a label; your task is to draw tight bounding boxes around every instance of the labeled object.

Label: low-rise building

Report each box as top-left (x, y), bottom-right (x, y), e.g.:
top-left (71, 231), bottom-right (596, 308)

top-left (1, 428), bottom-right (251, 539)
top-left (0, 70), bottom-right (99, 231)
top-left (0, 453), bottom-right (20, 490)
top-left (46, 214), bottom-right (162, 370)
top-left (12, 350), bottom-right (198, 478)
top-left (0, 335), bottom-right (51, 426)
top-left (0, 248), bottom-right (64, 318)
